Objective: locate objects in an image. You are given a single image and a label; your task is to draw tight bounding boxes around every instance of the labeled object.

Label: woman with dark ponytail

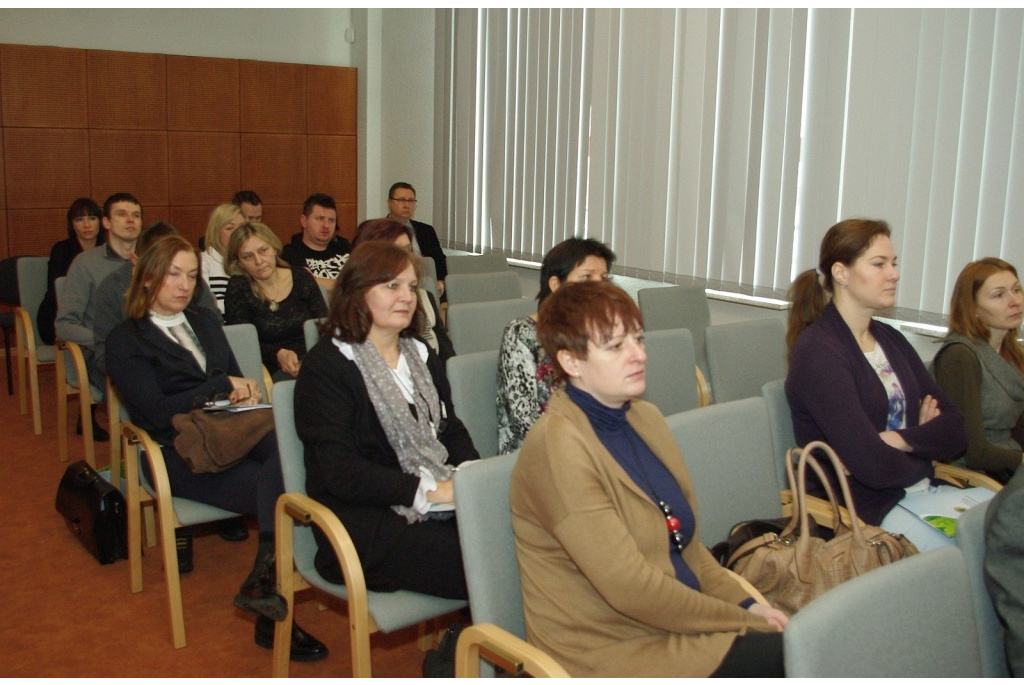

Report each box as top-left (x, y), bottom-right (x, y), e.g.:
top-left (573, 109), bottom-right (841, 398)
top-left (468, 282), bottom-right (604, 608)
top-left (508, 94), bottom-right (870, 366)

top-left (784, 219), bottom-right (978, 552)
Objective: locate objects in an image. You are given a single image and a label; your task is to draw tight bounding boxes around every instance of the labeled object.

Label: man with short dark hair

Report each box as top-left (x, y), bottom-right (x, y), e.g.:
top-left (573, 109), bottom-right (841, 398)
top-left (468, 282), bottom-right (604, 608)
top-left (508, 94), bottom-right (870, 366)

top-left (281, 193), bottom-right (351, 292)
top-left (56, 192), bottom-right (142, 420)
top-left (386, 182), bottom-right (448, 296)
top-left (232, 190), bottom-right (263, 223)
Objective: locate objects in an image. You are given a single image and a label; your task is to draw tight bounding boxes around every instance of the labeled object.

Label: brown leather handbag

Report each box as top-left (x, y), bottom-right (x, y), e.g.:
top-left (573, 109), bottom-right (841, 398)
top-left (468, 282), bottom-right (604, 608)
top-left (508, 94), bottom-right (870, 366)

top-left (172, 407), bottom-right (275, 474)
top-left (726, 440), bottom-right (918, 614)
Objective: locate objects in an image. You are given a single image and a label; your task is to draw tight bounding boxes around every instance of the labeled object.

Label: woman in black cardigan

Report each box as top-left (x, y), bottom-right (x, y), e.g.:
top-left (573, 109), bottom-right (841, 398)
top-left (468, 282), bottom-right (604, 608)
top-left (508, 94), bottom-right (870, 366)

top-left (295, 241), bottom-right (478, 599)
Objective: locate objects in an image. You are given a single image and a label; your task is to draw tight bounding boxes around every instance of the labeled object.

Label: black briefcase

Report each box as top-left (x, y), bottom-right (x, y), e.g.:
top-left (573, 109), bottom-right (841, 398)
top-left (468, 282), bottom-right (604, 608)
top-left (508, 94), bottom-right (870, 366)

top-left (54, 461), bottom-right (128, 565)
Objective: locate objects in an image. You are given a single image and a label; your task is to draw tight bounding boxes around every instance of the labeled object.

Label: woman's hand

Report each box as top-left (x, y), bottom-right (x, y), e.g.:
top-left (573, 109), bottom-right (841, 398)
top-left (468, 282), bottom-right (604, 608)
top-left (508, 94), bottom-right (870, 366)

top-left (918, 394), bottom-right (941, 425)
top-left (748, 603), bottom-right (788, 631)
top-left (228, 376), bottom-right (262, 405)
top-left (277, 348), bottom-right (301, 377)
top-left (426, 479), bottom-right (454, 504)
top-left (879, 430), bottom-right (911, 452)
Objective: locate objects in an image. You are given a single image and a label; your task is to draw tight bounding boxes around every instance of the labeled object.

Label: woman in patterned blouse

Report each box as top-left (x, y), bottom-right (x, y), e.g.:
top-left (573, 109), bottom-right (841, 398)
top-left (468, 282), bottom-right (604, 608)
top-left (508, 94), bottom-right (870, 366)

top-left (496, 237), bottom-right (615, 454)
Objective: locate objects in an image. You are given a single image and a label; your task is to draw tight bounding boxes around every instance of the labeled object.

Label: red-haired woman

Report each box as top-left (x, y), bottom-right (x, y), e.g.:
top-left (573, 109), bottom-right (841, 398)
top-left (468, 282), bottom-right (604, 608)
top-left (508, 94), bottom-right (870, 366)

top-left (934, 258), bottom-right (1024, 482)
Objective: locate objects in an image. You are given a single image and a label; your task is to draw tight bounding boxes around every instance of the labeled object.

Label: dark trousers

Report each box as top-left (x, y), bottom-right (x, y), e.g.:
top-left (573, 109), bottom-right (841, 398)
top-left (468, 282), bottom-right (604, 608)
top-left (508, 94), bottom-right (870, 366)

top-left (711, 631), bottom-right (785, 678)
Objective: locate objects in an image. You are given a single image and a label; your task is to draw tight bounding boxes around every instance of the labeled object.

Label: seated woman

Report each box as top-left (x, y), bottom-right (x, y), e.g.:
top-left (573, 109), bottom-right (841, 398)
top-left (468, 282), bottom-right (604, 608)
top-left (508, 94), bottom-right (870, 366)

top-left (105, 234), bottom-right (326, 661)
top-left (933, 258), bottom-right (1024, 482)
top-left (511, 280), bottom-right (786, 678)
top-left (39, 197), bottom-right (108, 439)
top-left (352, 218), bottom-right (454, 363)
top-left (200, 203), bottom-right (245, 313)
top-left (295, 241), bottom-right (479, 599)
top-left (39, 197), bottom-right (106, 344)
top-left (785, 219), bottom-right (978, 552)
top-left (224, 222), bottom-right (327, 382)
top-left (496, 237), bottom-right (615, 454)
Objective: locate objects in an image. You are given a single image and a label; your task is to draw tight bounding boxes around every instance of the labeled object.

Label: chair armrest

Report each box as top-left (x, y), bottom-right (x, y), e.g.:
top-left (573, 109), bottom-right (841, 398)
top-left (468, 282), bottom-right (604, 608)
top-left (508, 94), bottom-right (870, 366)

top-left (455, 623), bottom-right (571, 678)
top-left (934, 463), bottom-right (1002, 492)
top-left (696, 366), bottom-right (712, 407)
top-left (261, 365), bottom-right (274, 404)
top-left (779, 489), bottom-right (863, 529)
top-left (726, 568), bottom-right (769, 607)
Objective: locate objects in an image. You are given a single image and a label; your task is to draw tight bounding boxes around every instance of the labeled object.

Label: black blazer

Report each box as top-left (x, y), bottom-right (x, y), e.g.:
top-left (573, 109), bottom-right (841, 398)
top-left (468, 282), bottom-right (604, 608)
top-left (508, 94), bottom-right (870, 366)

top-left (412, 219), bottom-right (447, 283)
top-left (295, 335), bottom-right (478, 567)
top-left (106, 307), bottom-right (239, 445)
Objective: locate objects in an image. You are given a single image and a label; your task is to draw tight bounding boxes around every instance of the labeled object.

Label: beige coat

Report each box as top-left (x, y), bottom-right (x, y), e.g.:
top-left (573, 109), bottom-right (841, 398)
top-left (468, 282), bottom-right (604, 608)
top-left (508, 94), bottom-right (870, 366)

top-left (510, 390), bottom-right (774, 677)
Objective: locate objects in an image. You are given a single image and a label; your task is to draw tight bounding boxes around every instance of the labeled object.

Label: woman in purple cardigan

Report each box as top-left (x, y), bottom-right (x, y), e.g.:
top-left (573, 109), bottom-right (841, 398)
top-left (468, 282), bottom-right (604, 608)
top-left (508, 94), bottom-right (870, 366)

top-left (785, 219), bottom-right (976, 552)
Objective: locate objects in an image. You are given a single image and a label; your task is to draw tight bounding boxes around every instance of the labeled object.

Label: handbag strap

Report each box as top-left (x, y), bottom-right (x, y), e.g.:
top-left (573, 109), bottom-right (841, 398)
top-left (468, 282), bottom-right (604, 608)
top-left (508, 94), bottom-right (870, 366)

top-left (780, 445), bottom-right (842, 540)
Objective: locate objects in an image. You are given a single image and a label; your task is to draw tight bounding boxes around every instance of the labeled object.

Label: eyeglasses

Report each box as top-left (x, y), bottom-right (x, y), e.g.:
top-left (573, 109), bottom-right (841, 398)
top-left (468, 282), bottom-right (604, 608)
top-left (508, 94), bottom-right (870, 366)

top-left (389, 197), bottom-right (418, 204)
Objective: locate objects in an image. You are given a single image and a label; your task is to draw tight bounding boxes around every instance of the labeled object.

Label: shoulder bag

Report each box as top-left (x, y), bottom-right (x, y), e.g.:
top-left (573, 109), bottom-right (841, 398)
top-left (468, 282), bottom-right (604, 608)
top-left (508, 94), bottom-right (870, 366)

top-left (55, 460), bottom-right (128, 565)
top-left (726, 440), bottom-right (918, 614)
top-left (172, 407), bottom-right (275, 474)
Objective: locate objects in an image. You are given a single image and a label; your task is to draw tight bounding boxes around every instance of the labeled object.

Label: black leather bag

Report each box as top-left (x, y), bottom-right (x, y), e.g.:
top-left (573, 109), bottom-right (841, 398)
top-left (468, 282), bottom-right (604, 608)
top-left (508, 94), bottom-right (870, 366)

top-left (54, 461), bottom-right (128, 565)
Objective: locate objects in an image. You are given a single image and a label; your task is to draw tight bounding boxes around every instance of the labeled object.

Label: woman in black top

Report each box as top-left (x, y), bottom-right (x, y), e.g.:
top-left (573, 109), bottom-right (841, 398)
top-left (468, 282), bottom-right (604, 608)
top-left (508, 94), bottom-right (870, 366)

top-left (223, 222), bottom-right (327, 382)
top-left (38, 197), bottom-right (106, 344)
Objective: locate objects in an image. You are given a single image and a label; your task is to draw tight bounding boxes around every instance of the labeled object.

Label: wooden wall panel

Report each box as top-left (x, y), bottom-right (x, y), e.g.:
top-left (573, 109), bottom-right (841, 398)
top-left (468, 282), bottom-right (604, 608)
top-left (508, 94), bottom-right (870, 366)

top-left (337, 203), bottom-right (358, 241)
top-left (0, 210), bottom-right (7, 259)
top-left (3, 128), bottom-right (90, 210)
top-left (0, 131), bottom-right (5, 209)
top-left (89, 130), bottom-right (169, 209)
top-left (239, 61), bottom-right (306, 134)
top-left (168, 205), bottom-right (212, 247)
top-left (307, 66), bottom-right (357, 135)
top-left (240, 133), bottom-right (307, 205)
top-left (87, 51), bottom-right (167, 130)
top-left (167, 132), bottom-right (240, 206)
top-left (167, 56), bottom-right (239, 132)
top-left (260, 204), bottom-right (302, 245)
top-left (7, 207), bottom-right (70, 256)
top-left (308, 135), bottom-right (357, 204)
top-left (1, 45), bottom-right (87, 129)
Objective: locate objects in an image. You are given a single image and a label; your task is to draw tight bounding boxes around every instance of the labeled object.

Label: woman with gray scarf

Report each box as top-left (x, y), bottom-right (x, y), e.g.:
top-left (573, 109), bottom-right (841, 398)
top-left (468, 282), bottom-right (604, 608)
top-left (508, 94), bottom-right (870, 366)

top-left (295, 241), bottom-right (479, 599)
top-left (934, 257), bottom-right (1024, 482)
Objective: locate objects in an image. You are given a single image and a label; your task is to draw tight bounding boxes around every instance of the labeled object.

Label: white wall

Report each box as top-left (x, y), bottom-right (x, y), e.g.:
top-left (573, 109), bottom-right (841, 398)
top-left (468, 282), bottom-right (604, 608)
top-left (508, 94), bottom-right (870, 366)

top-left (0, 9), bottom-right (354, 65)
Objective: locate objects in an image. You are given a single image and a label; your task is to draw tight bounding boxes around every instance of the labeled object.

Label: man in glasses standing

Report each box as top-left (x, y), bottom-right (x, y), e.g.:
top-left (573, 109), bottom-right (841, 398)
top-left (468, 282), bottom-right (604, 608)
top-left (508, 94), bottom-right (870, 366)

top-left (386, 182), bottom-right (447, 297)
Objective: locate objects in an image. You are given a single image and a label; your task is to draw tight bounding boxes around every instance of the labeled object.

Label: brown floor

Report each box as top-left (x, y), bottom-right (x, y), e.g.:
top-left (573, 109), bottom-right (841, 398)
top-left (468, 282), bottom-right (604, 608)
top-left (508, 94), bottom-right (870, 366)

top-left (0, 362), bottom-right (443, 677)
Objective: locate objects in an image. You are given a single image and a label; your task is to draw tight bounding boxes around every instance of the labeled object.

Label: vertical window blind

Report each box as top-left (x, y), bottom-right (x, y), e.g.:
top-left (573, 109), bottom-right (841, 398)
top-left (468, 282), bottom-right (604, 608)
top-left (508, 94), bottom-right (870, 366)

top-left (438, 8), bottom-right (1024, 317)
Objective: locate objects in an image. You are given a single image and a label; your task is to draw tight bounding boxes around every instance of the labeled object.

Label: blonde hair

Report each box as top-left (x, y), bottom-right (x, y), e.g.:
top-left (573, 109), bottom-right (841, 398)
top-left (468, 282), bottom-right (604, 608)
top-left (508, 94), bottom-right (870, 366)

top-left (204, 203), bottom-right (243, 256)
top-left (224, 222), bottom-right (289, 302)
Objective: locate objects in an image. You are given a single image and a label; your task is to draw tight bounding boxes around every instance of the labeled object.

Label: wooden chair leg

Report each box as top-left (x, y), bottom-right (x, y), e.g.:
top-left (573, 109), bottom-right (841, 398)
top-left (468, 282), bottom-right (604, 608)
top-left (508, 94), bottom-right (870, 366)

top-left (80, 392), bottom-right (95, 469)
top-left (28, 346), bottom-right (42, 435)
top-left (15, 316), bottom-right (27, 416)
top-left (56, 349), bottom-right (70, 462)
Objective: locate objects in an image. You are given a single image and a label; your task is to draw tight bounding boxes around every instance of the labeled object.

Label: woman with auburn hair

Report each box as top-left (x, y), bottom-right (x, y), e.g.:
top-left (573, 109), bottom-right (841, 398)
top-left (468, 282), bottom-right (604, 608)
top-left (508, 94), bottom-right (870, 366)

top-left (105, 234), bottom-right (327, 661)
top-left (351, 218), bottom-right (454, 362)
top-left (224, 221), bottom-right (327, 381)
top-left (295, 241), bottom-right (478, 598)
top-left (200, 203), bottom-right (245, 313)
top-left (785, 218), bottom-right (977, 552)
top-left (511, 280), bottom-right (786, 677)
top-left (933, 258), bottom-right (1024, 481)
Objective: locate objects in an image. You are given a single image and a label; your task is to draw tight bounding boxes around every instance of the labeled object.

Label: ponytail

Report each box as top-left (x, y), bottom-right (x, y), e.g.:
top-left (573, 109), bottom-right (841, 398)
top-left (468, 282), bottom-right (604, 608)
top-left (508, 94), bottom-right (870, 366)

top-left (786, 269), bottom-right (829, 360)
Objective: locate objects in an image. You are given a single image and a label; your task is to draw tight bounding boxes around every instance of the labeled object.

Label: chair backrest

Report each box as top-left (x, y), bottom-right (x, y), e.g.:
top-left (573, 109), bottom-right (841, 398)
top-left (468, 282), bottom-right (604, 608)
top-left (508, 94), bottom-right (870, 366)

top-left (762, 378), bottom-right (796, 490)
top-left (447, 350), bottom-right (501, 458)
top-left (16, 257), bottom-right (49, 345)
top-left (637, 284), bottom-right (711, 381)
top-left (956, 500), bottom-right (1010, 677)
top-left (642, 327), bottom-right (700, 416)
top-left (665, 397), bottom-right (783, 546)
top-left (446, 298), bottom-right (535, 356)
top-left (223, 323), bottom-right (270, 400)
top-left (445, 271), bottom-right (522, 306)
top-left (446, 252), bottom-right (510, 275)
top-left (421, 256), bottom-right (437, 281)
top-left (453, 453), bottom-right (525, 638)
top-left (706, 317), bottom-right (787, 403)
top-left (303, 318), bottom-right (324, 354)
top-left (271, 381), bottom-right (320, 578)
top-left (784, 546), bottom-right (982, 677)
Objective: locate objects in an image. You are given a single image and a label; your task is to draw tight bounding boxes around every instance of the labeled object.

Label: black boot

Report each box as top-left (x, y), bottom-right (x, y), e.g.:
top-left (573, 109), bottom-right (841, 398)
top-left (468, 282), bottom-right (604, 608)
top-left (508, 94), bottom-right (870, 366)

top-left (234, 536), bottom-right (288, 621)
top-left (76, 406), bottom-right (110, 442)
top-left (254, 616), bottom-right (329, 662)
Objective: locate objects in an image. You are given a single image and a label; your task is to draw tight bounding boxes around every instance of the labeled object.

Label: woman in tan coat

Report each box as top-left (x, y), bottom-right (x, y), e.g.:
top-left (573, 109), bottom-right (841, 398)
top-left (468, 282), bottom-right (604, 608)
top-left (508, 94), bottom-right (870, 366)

top-left (510, 281), bottom-right (786, 677)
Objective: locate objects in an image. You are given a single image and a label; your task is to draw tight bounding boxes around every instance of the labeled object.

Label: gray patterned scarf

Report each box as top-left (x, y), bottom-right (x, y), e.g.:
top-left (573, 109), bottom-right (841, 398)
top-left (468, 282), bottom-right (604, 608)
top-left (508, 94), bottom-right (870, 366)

top-left (348, 338), bottom-right (452, 522)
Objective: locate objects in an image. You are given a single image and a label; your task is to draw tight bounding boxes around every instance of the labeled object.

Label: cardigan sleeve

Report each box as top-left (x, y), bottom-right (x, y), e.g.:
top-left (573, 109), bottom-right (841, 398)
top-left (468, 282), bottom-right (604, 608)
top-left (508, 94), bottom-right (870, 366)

top-left (934, 342), bottom-right (1022, 473)
top-left (788, 343), bottom-right (933, 490)
top-left (518, 416), bottom-right (771, 636)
